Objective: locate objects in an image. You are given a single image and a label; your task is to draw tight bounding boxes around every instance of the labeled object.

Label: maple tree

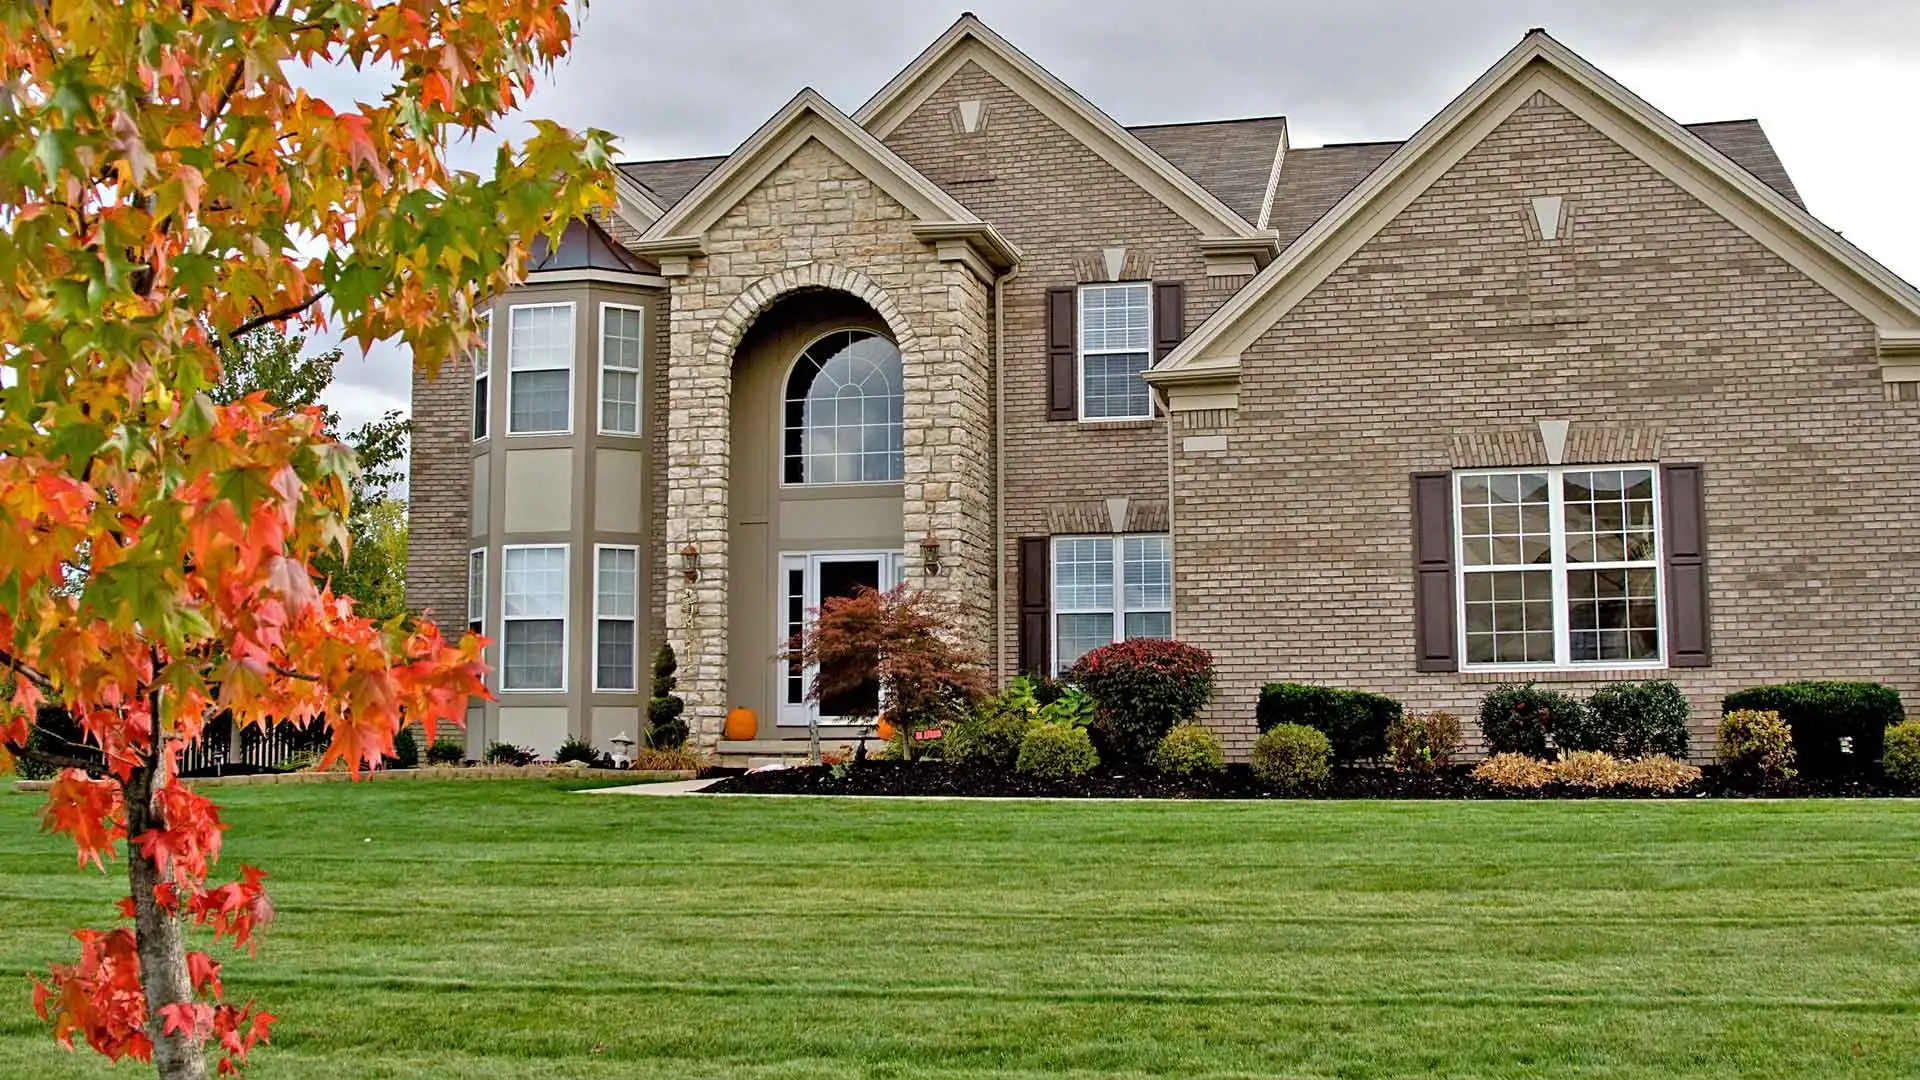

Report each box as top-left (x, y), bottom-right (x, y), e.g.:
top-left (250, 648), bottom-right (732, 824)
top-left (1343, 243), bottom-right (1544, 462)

top-left (793, 585), bottom-right (986, 762)
top-left (0, 3), bottom-right (612, 1078)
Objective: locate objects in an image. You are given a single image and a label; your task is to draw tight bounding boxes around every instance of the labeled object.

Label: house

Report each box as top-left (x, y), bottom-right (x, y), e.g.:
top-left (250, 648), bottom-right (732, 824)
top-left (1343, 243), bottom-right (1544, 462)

top-left (407, 16), bottom-right (1920, 761)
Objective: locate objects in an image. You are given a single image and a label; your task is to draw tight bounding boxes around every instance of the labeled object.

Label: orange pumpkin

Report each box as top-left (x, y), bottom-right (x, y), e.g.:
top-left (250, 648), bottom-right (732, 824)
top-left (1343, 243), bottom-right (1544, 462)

top-left (874, 715), bottom-right (896, 741)
top-left (722, 706), bottom-right (758, 741)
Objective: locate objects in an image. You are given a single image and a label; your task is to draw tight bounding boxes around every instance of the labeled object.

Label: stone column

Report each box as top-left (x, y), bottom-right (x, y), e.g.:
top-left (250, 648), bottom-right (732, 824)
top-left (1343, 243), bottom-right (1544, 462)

top-left (663, 277), bottom-right (733, 750)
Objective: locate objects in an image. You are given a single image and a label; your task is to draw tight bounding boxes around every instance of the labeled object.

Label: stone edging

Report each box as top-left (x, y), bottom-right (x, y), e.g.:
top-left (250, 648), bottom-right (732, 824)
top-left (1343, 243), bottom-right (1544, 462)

top-left (12, 766), bottom-right (695, 793)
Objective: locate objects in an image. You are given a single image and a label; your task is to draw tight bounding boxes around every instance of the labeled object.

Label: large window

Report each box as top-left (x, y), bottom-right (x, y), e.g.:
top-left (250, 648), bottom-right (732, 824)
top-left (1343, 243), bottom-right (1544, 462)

top-left (501, 544), bottom-right (568, 691)
top-left (594, 545), bottom-right (639, 692)
top-left (471, 311), bottom-right (491, 441)
top-left (467, 548), bottom-right (486, 635)
top-left (1455, 466), bottom-right (1663, 669)
top-left (1079, 283), bottom-right (1152, 421)
top-left (599, 304), bottom-right (643, 435)
top-left (507, 303), bottom-right (573, 435)
top-left (1052, 534), bottom-right (1172, 673)
top-left (783, 329), bottom-right (903, 485)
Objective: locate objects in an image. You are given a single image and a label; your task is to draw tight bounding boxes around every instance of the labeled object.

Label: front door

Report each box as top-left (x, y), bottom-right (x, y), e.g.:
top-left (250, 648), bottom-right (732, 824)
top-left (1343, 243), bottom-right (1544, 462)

top-left (776, 550), bottom-right (903, 727)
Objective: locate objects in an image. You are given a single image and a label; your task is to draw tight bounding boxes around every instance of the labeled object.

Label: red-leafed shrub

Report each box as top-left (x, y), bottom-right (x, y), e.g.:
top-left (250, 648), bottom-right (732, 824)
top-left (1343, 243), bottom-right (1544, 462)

top-left (1067, 639), bottom-right (1215, 765)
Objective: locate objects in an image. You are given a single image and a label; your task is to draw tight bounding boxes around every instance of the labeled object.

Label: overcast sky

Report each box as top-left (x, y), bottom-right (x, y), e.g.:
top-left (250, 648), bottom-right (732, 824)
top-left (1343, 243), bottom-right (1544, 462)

top-left (315, 1), bottom-right (1920, 469)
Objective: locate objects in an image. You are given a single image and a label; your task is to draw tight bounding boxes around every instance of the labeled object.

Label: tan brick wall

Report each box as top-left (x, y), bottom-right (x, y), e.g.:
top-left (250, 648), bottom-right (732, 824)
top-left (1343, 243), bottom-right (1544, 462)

top-left (661, 139), bottom-right (995, 746)
top-left (883, 61), bottom-right (1249, 678)
top-left (1173, 92), bottom-right (1920, 758)
top-left (406, 352), bottom-right (473, 627)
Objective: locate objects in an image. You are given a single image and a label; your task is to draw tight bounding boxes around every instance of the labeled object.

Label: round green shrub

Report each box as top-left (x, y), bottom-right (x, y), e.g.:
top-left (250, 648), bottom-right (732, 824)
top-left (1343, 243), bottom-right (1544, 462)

top-left (1151, 724), bottom-right (1225, 777)
top-left (1250, 724), bottom-right (1331, 790)
top-left (1883, 721), bottom-right (1920, 787)
top-left (945, 708), bottom-right (1031, 770)
top-left (1014, 723), bottom-right (1099, 780)
top-left (1717, 709), bottom-right (1796, 788)
top-left (1067, 639), bottom-right (1214, 766)
top-left (1723, 682), bottom-right (1903, 780)
top-left (1575, 680), bottom-right (1691, 759)
top-left (1256, 683), bottom-right (1400, 762)
top-left (425, 737), bottom-right (466, 766)
top-left (1478, 684), bottom-right (1588, 758)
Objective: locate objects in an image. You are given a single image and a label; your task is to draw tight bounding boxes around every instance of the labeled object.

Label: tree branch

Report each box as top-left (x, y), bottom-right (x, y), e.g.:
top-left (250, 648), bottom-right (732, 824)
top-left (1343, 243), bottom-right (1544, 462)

top-left (0, 649), bottom-right (54, 694)
top-left (4, 740), bottom-right (108, 778)
top-left (224, 290), bottom-right (327, 342)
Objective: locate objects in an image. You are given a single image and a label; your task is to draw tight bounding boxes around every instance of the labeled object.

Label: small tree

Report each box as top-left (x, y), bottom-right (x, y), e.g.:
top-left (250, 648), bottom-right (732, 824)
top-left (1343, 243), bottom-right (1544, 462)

top-left (793, 585), bottom-right (985, 762)
top-left (646, 644), bottom-right (688, 750)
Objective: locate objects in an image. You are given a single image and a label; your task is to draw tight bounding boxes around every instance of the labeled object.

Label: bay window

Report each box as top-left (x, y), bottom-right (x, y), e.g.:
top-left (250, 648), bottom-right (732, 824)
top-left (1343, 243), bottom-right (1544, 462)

top-left (471, 311), bottom-right (490, 441)
top-left (599, 303), bottom-right (643, 435)
top-left (507, 302), bottom-right (574, 435)
top-left (501, 544), bottom-right (568, 691)
top-left (594, 545), bottom-right (639, 692)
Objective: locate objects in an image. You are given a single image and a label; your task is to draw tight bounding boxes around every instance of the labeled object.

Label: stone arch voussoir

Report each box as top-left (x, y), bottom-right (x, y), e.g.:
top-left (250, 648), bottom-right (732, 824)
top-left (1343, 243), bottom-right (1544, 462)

top-left (705, 263), bottom-right (918, 368)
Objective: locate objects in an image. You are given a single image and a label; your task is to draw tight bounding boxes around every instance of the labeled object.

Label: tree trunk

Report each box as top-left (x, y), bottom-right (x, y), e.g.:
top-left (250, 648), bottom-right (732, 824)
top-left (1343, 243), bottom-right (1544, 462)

top-left (124, 766), bottom-right (208, 1080)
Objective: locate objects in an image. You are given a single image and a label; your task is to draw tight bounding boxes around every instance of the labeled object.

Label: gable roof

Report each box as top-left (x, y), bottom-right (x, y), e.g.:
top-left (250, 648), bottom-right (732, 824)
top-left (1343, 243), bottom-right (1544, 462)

top-left (853, 14), bottom-right (1270, 243)
top-left (619, 155), bottom-right (727, 207)
top-left (634, 87), bottom-right (1016, 271)
top-left (1148, 29), bottom-right (1920, 393)
top-left (1129, 116), bottom-right (1289, 225)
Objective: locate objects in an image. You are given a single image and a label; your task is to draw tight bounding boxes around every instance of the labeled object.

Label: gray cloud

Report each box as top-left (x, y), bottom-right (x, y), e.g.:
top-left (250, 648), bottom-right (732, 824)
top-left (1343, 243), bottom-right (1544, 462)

top-left (316, 0), bottom-right (1920, 470)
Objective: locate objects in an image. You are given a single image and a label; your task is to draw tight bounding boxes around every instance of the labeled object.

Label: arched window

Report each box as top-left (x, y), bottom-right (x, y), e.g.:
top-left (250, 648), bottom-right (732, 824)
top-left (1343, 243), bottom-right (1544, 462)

top-left (783, 329), bottom-right (903, 485)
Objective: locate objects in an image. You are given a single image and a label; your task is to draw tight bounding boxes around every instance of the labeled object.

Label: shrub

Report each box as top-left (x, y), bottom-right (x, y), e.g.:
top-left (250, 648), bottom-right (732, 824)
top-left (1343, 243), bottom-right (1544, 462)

top-left (946, 707), bottom-right (1034, 771)
top-left (1067, 639), bottom-right (1214, 766)
top-left (482, 742), bottom-right (537, 767)
top-left (1250, 724), bottom-right (1332, 790)
top-left (1575, 681), bottom-right (1692, 759)
top-left (1256, 683), bottom-right (1400, 763)
top-left (1015, 723), bottom-right (1098, 780)
top-left (1151, 724), bottom-right (1225, 777)
top-left (1552, 750), bottom-right (1627, 790)
top-left (1882, 721), bottom-right (1920, 788)
top-left (629, 747), bottom-right (705, 772)
top-left (1717, 710), bottom-right (1796, 788)
top-left (426, 738), bottom-right (466, 766)
top-left (386, 726), bottom-right (420, 769)
top-left (554, 734), bottom-right (598, 765)
top-left (1722, 682), bottom-right (1904, 779)
top-left (647, 644), bottom-right (689, 750)
top-left (1618, 755), bottom-right (1703, 794)
top-left (796, 585), bottom-right (987, 760)
top-left (1473, 752), bottom-right (1555, 790)
top-left (1386, 711), bottom-right (1463, 772)
top-left (1477, 684), bottom-right (1588, 758)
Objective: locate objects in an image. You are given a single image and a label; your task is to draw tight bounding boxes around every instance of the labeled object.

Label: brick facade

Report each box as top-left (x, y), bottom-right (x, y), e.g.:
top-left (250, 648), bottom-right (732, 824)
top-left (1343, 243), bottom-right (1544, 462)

top-left (1170, 93), bottom-right (1920, 756)
top-left (405, 352), bottom-right (472, 627)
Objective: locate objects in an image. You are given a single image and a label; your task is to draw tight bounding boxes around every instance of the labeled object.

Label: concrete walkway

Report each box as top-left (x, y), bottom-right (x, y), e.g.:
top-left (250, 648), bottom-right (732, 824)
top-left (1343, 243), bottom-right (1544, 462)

top-left (581, 777), bottom-right (723, 795)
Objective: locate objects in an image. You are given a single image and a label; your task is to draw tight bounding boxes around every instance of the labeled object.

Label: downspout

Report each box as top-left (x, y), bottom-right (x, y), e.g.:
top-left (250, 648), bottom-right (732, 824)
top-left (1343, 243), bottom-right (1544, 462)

top-left (992, 261), bottom-right (1019, 686)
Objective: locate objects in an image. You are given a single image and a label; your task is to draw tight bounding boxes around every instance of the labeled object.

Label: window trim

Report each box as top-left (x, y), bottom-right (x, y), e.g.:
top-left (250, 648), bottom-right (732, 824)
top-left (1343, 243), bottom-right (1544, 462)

top-left (505, 301), bottom-right (576, 437)
top-left (467, 547), bottom-right (486, 634)
top-left (471, 310), bottom-right (491, 442)
top-left (591, 543), bottom-right (640, 693)
top-left (596, 302), bottom-right (644, 437)
top-left (1452, 464), bottom-right (1667, 673)
top-left (779, 327), bottom-right (905, 489)
top-left (1049, 533), bottom-right (1173, 675)
top-left (499, 542), bottom-right (569, 693)
top-left (1076, 282), bottom-right (1155, 423)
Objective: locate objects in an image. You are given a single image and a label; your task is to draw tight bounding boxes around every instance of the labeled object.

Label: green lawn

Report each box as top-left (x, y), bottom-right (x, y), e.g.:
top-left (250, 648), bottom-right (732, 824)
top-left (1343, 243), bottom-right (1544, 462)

top-left (1, 784), bottom-right (1917, 1078)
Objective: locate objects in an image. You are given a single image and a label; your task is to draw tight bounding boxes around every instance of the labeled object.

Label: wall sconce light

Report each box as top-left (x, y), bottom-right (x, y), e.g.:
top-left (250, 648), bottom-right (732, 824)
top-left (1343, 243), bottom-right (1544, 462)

top-left (919, 535), bottom-right (943, 577)
top-left (679, 542), bottom-right (700, 583)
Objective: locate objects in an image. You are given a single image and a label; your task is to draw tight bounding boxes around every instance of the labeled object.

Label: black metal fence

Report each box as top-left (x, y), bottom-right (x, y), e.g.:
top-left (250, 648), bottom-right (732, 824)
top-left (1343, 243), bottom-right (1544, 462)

top-left (177, 718), bottom-right (327, 775)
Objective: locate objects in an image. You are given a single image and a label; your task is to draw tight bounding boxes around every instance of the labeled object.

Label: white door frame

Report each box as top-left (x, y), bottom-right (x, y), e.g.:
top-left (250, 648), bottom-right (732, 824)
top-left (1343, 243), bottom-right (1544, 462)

top-left (775, 549), bottom-right (904, 727)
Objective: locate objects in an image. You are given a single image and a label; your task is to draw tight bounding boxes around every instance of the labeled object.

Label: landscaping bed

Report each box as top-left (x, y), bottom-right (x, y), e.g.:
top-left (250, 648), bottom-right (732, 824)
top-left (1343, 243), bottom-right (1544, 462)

top-left (703, 759), bottom-right (1913, 799)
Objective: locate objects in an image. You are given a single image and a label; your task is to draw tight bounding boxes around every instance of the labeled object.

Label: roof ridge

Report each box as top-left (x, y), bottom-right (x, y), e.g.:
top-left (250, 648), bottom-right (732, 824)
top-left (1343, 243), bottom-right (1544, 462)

top-left (1126, 114), bottom-right (1288, 131)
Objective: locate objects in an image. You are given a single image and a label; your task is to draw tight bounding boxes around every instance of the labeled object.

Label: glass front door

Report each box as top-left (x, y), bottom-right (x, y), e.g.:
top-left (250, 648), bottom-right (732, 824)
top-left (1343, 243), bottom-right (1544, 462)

top-left (777, 550), bottom-right (904, 726)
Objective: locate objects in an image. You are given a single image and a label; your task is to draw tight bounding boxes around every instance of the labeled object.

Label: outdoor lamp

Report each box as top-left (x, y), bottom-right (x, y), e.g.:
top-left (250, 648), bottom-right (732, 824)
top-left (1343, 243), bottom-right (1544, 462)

top-left (919, 535), bottom-right (942, 576)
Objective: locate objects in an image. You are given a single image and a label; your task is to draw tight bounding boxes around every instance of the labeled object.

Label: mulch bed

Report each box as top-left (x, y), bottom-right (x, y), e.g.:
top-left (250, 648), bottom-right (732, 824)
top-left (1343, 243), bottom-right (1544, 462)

top-left (702, 760), bottom-right (1913, 800)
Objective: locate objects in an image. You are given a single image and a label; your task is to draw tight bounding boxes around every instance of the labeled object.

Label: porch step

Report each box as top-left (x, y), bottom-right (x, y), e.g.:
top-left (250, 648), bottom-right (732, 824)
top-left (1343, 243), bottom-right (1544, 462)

top-left (712, 738), bottom-right (874, 769)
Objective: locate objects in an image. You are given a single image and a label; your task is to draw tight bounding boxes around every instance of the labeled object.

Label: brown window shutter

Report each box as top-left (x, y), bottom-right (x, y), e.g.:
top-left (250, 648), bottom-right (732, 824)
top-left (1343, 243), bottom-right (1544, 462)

top-left (1046, 287), bottom-right (1076, 421)
top-left (1152, 281), bottom-right (1185, 363)
top-left (1017, 536), bottom-right (1051, 676)
top-left (1661, 463), bottom-right (1711, 668)
top-left (1410, 473), bottom-right (1457, 672)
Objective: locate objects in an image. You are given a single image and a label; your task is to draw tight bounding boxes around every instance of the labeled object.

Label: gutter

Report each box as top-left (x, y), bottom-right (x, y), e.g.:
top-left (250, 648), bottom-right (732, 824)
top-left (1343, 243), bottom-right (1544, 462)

top-left (992, 260), bottom-right (1019, 685)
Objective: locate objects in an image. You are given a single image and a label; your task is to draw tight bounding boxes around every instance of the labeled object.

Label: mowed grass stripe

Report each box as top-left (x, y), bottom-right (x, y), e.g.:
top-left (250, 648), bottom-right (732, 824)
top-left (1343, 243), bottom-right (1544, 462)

top-left (1, 782), bottom-right (1917, 1078)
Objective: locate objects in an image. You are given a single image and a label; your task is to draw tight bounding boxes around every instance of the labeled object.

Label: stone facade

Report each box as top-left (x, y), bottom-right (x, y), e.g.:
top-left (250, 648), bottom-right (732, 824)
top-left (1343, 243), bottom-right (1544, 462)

top-left (1170, 93), bottom-right (1920, 756)
top-left (660, 140), bottom-right (995, 747)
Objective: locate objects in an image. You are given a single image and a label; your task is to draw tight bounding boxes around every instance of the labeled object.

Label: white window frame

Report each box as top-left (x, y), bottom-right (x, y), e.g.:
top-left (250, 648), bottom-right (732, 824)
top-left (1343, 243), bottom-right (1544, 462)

top-left (597, 302), bottom-right (644, 437)
top-left (774, 549), bottom-right (905, 727)
top-left (506, 301), bottom-right (575, 436)
top-left (1453, 465), bottom-right (1666, 673)
top-left (592, 544), bottom-right (640, 693)
top-left (471, 310), bottom-right (491, 442)
top-left (467, 548), bottom-right (486, 634)
top-left (1050, 533), bottom-right (1173, 675)
top-left (1076, 282), bottom-right (1154, 423)
top-left (499, 543), bottom-right (569, 693)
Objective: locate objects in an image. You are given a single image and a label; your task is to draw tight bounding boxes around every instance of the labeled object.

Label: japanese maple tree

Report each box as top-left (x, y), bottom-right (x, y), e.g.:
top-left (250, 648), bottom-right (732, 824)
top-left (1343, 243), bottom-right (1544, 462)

top-left (0, 3), bottom-right (612, 1077)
